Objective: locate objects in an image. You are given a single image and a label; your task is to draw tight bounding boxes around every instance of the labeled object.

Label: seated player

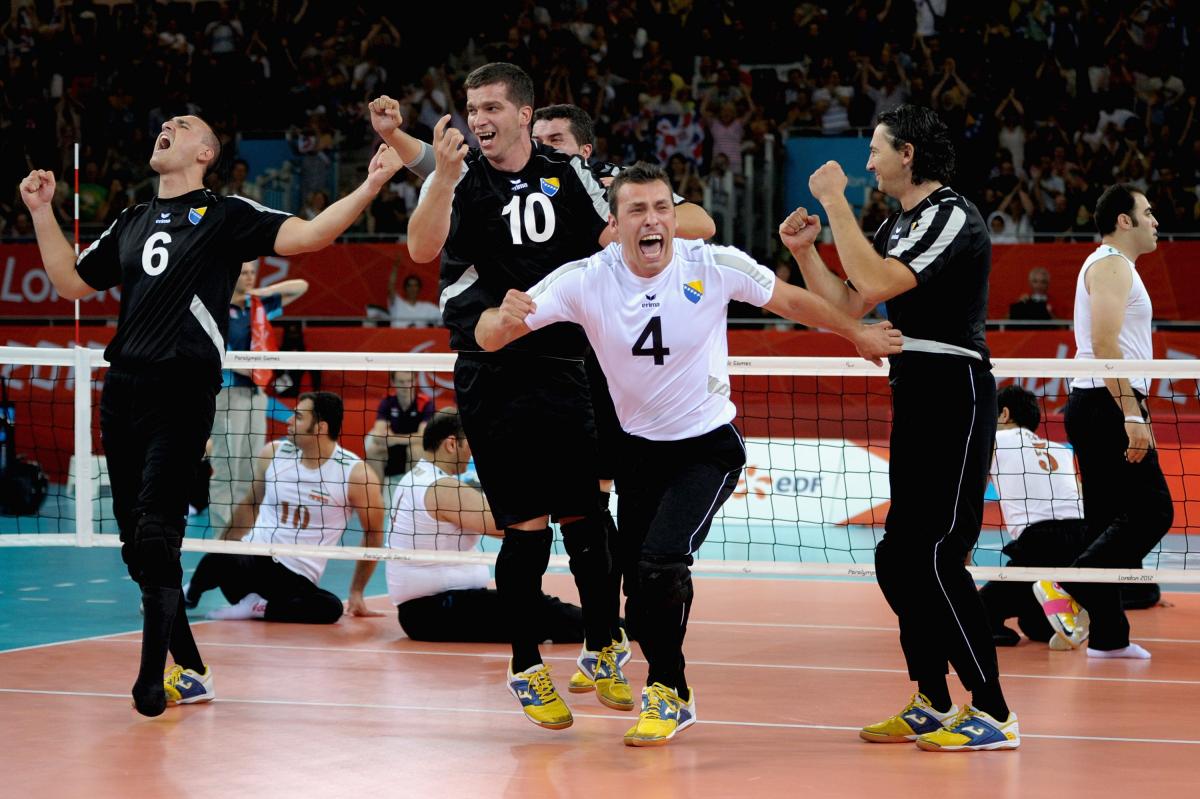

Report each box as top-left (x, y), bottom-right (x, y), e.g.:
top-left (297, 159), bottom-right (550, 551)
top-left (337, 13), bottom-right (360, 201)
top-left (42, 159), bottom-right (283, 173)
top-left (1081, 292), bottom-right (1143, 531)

top-left (185, 392), bottom-right (384, 645)
top-left (980, 385), bottom-right (1089, 649)
top-left (386, 409), bottom-right (586, 643)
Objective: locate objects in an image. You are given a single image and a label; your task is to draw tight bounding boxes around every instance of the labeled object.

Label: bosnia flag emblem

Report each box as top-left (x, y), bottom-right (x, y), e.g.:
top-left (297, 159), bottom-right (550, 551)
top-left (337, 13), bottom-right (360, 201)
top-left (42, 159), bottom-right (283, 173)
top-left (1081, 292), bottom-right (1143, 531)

top-left (539, 177), bottom-right (560, 197)
top-left (188, 206), bottom-right (207, 225)
top-left (683, 280), bottom-right (704, 304)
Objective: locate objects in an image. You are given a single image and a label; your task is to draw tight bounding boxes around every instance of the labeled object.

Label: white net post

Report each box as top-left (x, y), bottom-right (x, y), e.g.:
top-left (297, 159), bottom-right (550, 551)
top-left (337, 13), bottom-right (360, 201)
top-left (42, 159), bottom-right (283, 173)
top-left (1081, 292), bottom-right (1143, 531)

top-left (73, 345), bottom-right (93, 547)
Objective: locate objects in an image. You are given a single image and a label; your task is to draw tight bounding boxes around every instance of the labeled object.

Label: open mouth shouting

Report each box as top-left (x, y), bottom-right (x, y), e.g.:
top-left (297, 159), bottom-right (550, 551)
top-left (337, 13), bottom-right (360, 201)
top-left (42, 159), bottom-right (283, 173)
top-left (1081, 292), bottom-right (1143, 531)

top-left (476, 130), bottom-right (497, 146)
top-left (638, 233), bottom-right (665, 261)
top-left (156, 133), bottom-right (173, 152)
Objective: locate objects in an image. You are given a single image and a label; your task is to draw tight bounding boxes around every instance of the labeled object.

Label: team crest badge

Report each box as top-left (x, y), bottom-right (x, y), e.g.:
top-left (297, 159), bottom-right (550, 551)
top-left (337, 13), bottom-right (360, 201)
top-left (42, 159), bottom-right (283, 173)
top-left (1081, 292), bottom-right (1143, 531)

top-left (539, 177), bottom-right (560, 197)
top-left (683, 280), bottom-right (704, 304)
top-left (188, 206), bottom-right (207, 225)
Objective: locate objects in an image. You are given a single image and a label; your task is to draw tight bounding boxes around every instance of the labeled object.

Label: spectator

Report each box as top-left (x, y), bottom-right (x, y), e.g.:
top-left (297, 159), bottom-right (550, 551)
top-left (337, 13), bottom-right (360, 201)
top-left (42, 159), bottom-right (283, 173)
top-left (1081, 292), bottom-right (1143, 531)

top-left (1009, 267), bottom-right (1055, 320)
top-left (812, 69), bottom-right (854, 135)
top-left (701, 92), bottom-right (754, 176)
top-left (222, 159), bottom-right (262, 203)
top-left (209, 260), bottom-right (310, 532)
top-left (364, 371), bottom-right (435, 493)
top-left (387, 269), bottom-right (441, 328)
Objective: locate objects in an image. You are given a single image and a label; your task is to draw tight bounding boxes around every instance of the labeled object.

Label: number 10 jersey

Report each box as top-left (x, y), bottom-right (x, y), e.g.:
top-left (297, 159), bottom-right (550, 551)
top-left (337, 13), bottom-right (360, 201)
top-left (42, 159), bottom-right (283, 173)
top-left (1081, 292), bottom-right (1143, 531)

top-left (427, 142), bottom-right (610, 358)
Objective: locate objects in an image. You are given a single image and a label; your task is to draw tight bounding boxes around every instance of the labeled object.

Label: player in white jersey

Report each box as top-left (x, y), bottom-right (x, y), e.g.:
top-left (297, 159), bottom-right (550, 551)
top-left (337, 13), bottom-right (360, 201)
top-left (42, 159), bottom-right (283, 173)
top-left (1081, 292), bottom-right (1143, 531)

top-left (1049, 184), bottom-right (1174, 660)
top-left (475, 162), bottom-right (902, 746)
top-left (386, 409), bottom-right (587, 642)
top-left (978, 385), bottom-right (1089, 649)
top-left (185, 392), bottom-right (386, 631)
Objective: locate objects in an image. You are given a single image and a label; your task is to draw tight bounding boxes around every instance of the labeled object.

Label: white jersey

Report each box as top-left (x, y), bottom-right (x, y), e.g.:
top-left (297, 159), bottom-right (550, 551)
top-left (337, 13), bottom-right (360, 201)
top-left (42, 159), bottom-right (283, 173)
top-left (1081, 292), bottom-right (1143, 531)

top-left (990, 427), bottom-right (1083, 539)
top-left (245, 441), bottom-right (362, 585)
top-left (525, 239), bottom-right (775, 441)
top-left (1070, 244), bottom-right (1153, 394)
top-left (385, 460), bottom-right (490, 606)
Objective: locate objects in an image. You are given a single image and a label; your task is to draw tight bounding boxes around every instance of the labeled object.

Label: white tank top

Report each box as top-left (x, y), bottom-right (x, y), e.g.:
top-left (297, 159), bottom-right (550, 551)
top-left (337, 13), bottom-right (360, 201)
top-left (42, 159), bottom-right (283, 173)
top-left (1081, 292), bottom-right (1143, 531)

top-left (1070, 244), bottom-right (1153, 394)
top-left (385, 460), bottom-right (491, 606)
top-left (245, 441), bottom-right (361, 585)
top-left (989, 427), bottom-right (1083, 539)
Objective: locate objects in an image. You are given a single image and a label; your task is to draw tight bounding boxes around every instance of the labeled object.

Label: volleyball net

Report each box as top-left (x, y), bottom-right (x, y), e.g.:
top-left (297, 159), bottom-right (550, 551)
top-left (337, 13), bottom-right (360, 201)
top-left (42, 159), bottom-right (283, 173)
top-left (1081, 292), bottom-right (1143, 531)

top-left (1, 346), bottom-right (1198, 583)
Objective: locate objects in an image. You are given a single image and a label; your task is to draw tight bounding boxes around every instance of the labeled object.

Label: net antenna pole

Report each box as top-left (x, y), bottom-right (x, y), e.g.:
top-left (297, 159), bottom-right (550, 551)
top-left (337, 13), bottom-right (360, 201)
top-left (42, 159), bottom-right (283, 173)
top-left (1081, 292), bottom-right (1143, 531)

top-left (73, 142), bottom-right (80, 344)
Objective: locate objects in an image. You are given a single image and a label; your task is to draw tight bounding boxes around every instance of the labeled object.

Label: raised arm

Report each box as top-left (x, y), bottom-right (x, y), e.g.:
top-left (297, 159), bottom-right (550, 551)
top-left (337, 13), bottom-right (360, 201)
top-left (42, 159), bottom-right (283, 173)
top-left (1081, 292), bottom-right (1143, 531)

top-left (778, 207), bottom-right (875, 318)
top-left (675, 201), bottom-right (716, 240)
top-left (346, 461), bottom-right (387, 616)
top-left (19, 170), bottom-right (98, 301)
top-left (1087, 255), bottom-right (1153, 462)
top-left (273, 143), bottom-right (403, 255)
top-left (406, 116), bottom-right (468, 263)
top-left (807, 162), bottom-right (917, 305)
top-left (248, 278), bottom-right (309, 306)
top-left (368, 95), bottom-right (436, 178)
top-left (762, 280), bottom-right (903, 365)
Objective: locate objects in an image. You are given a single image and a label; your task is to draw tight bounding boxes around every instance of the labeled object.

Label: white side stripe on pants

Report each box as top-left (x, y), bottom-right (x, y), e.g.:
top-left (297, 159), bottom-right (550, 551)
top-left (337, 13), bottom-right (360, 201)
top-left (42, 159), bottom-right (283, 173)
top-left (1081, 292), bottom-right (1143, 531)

top-left (931, 364), bottom-right (988, 683)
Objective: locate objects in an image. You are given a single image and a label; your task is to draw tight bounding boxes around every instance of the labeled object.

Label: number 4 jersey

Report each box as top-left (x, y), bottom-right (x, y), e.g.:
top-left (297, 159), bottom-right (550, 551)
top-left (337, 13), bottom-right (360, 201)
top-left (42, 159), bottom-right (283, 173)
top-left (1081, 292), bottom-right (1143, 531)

top-left (74, 189), bottom-right (291, 377)
top-left (245, 440), bottom-right (362, 585)
top-left (525, 239), bottom-right (775, 441)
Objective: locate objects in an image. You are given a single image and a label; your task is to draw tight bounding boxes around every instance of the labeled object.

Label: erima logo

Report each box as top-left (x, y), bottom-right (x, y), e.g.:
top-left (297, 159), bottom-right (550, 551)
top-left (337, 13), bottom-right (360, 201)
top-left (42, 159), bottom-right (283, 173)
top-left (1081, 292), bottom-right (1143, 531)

top-left (540, 177), bottom-right (560, 197)
top-left (155, 212), bottom-right (171, 224)
top-left (646, 293), bottom-right (656, 301)
top-left (510, 178), bottom-right (528, 192)
top-left (642, 292), bottom-right (660, 309)
top-left (683, 280), bottom-right (703, 304)
top-left (188, 206), bottom-right (207, 225)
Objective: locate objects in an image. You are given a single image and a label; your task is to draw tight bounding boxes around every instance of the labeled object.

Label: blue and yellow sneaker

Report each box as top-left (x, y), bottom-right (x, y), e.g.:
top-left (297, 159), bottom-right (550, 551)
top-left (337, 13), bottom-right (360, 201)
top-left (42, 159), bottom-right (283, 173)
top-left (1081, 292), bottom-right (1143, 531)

top-left (507, 661), bottom-right (573, 730)
top-left (580, 644), bottom-right (634, 711)
top-left (915, 705), bottom-right (1020, 752)
top-left (164, 664), bottom-right (215, 706)
top-left (860, 693), bottom-right (958, 742)
top-left (623, 683), bottom-right (696, 747)
top-left (569, 627), bottom-right (632, 693)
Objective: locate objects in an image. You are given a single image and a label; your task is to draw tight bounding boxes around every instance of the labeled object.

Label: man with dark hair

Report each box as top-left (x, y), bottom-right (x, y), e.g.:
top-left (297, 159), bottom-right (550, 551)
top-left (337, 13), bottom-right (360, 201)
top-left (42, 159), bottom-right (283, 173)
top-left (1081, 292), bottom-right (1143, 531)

top-left (20, 115), bottom-right (404, 716)
top-left (365, 370), bottom-right (435, 486)
top-left (385, 409), bottom-right (586, 644)
top-left (530, 101), bottom-right (716, 694)
top-left (781, 104), bottom-right (1020, 751)
top-left (476, 161), bottom-right (902, 746)
top-left (186, 392), bottom-right (385, 637)
top-left (1043, 183), bottom-right (1173, 660)
top-left (980, 385), bottom-right (1089, 649)
top-left (404, 62), bottom-right (628, 731)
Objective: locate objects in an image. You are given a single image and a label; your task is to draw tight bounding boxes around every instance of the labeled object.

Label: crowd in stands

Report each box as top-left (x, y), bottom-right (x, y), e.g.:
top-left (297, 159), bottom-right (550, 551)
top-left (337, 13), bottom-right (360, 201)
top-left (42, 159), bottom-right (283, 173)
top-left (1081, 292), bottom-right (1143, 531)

top-left (0, 0), bottom-right (1197, 247)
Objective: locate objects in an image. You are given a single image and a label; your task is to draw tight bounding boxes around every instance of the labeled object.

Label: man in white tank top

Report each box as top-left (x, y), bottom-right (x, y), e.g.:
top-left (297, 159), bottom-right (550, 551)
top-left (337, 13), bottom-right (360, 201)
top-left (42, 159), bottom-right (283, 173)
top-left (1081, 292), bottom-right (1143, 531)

top-left (386, 409), bottom-right (586, 643)
top-left (978, 385), bottom-right (1089, 649)
top-left (475, 163), bottom-right (902, 746)
top-left (1051, 184), bottom-right (1174, 660)
top-left (185, 392), bottom-right (386, 629)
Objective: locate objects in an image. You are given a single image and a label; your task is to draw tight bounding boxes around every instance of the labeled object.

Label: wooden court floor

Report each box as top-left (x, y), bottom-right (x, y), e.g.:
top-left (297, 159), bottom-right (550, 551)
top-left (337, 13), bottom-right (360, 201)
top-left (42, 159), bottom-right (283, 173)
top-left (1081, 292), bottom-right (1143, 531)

top-left (2, 575), bottom-right (1196, 798)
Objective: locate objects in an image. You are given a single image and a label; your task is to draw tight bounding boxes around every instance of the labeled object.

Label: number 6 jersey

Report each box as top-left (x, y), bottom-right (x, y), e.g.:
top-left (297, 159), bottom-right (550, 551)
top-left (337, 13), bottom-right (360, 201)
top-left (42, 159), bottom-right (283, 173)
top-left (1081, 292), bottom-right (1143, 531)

top-left (74, 189), bottom-right (291, 378)
top-left (525, 240), bottom-right (775, 441)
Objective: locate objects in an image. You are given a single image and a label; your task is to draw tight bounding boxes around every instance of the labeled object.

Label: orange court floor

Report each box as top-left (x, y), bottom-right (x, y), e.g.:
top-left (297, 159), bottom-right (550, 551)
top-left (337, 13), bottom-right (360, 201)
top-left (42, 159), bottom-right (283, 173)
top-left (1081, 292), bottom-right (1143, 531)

top-left (2, 574), bottom-right (1196, 799)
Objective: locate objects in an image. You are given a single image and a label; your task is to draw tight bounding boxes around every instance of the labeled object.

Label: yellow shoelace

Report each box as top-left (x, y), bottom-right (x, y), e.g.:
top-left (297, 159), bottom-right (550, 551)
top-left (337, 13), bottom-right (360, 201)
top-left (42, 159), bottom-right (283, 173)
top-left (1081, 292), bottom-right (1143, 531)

top-left (528, 668), bottom-right (558, 704)
top-left (164, 664), bottom-right (185, 688)
top-left (643, 685), bottom-right (680, 720)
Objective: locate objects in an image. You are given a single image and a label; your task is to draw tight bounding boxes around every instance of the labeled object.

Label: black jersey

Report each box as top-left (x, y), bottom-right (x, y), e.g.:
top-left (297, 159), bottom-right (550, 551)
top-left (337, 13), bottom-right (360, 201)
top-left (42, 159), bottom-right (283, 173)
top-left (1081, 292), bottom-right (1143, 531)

top-left (75, 189), bottom-right (290, 376)
top-left (590, 160), bottom-right (686, 206)
top-left (871, 186), bottom-right (991, 361)
top-left (431, 141), bottom-right (609, 357)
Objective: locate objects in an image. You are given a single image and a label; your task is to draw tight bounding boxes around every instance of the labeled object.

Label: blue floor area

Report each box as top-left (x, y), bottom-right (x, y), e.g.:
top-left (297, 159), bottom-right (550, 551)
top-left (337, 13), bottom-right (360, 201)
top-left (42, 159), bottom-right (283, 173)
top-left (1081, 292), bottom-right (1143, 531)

top-left (0, 547), bottom-right (393, 651)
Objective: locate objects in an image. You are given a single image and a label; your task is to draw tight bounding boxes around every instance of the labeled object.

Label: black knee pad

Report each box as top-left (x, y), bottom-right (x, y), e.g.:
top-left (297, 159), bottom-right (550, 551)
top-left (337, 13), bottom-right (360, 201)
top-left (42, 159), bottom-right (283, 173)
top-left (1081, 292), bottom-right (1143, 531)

top-left (560, 515), bottom-right (611, 570)
top-left (496, 527), bottom-right (553, 584)
top-left (133, 513), bottom-right (184, 588)
top-left (636, 558), bottom-right (692, 606)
